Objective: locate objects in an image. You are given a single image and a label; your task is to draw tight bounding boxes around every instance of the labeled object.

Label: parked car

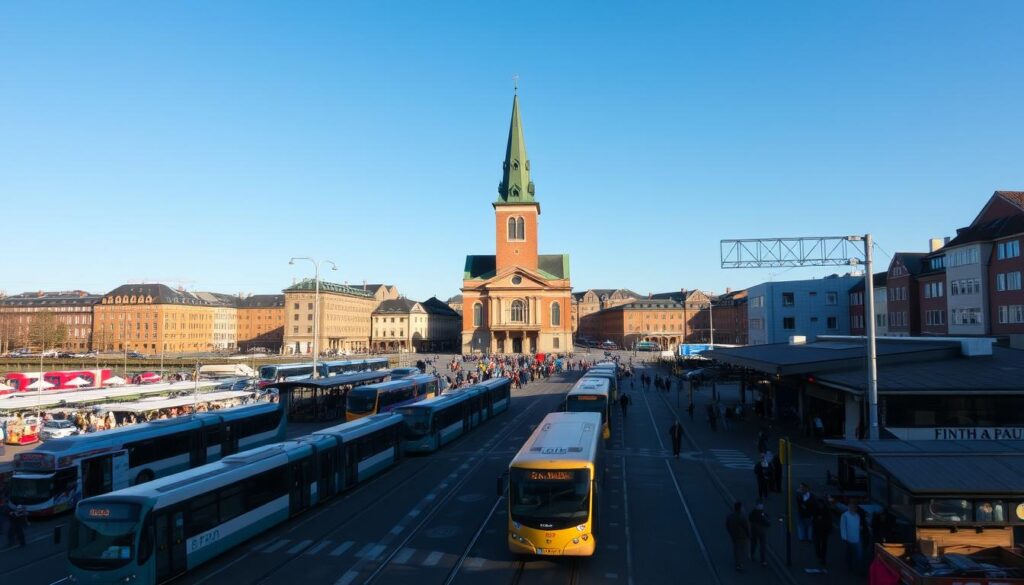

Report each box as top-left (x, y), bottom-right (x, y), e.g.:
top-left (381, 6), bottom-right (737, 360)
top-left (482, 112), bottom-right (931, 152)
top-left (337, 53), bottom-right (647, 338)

top-left (600, 340), bottom-right (619, 350)
top-left (389, 367), bottom-right (421, 378)
top-left (135, 371), bottom-right (161, 384)
top-left (127, 351), bottom-right (146, 359)
top-left (40, 349), bottom-right (59, 358)
top-left (215, 377), bottom-right (254, 391)
top-left (40, 419), bottom-right (79, 440)
top-left (73, 351), bottom-right (98, 358)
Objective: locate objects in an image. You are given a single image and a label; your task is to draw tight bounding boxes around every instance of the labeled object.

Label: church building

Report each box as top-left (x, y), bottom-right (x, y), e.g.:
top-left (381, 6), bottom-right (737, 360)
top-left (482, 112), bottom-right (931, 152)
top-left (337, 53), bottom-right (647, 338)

top-left (461, 93), bottom-right (573, 354)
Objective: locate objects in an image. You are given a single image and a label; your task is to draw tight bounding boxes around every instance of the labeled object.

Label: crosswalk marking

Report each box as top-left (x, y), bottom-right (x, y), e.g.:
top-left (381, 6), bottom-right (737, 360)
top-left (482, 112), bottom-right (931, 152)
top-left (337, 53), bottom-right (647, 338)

top-left (393, 547), bottom-right (416, 564)
top-left (262, 539), bottom-right (290, 553)
top-left (422, 551), bottom-right (444, 566)
top-left (287, 539), bottom-right (312, 554)
top-left (334, 570), bottom-right (359, 585)
top-left (465, 556), bottom-right (485, 569)
top-left (357, 544), bottom-right (385, 560)
top-left (709, 448), bottom-right (754, 469)
top-left (306, 541), bottom-right (333, 555)
top-left (330, 541), bottom-right (355, 556)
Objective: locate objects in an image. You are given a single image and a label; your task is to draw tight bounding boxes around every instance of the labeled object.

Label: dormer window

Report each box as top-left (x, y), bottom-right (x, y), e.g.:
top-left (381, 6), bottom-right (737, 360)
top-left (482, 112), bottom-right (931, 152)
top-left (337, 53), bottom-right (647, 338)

top-left (511, 187), bottom-right (520, 198)
top-left (512, 160), bottom-right (520, 171)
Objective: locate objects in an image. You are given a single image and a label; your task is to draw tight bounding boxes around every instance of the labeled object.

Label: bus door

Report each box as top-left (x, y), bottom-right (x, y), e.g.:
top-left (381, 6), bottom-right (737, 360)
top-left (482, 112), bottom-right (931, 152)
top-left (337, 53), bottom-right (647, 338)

top-left (318, 449), bottom-right (335, 501)
top-left (81, 452), bottom-right (116, 497)
top-left (222, 422), bottom-right (238, 456)
top-left (190, 430), bottom-right (207, 467)
top-left (343, 441), bottom-right (358, 489)
top-left (289, 458), bottom-right (312, 515)
top-left (154, 509), bottom-right (186, 582)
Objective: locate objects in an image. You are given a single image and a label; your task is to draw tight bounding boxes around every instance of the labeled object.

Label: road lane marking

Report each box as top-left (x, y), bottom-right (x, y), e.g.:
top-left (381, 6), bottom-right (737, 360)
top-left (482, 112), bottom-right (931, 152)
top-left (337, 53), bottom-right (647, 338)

top-left (334, 570), bottom-right (359, 585)
top-left (423, 551), bottom-right (444, 566)
top-left (622, 456), bottom-right (635, 585)
top-left (390, 525), bottom-right (405, 535)
top-left (664, 458), bottom-right (721, 585)
top-left (287, 539), bottom-right (312, 554)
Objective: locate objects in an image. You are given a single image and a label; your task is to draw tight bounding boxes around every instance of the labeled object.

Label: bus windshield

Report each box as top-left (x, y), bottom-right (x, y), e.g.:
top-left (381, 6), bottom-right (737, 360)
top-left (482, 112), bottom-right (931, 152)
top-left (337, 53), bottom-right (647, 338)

top-left (395, 408), bottom-right (431, 439)
top-left (10, 474), bottom-right (54, 505)
top-left (510, 468), bottom-right (591, 530)
top-left (259, 366), bottom-right (278, 381)
top-left (566, 395), bottom-right (607, 419)
top-left (69, 503), bottom-right (140, 570)
top-left (347, 389), bottom-right (378, 414)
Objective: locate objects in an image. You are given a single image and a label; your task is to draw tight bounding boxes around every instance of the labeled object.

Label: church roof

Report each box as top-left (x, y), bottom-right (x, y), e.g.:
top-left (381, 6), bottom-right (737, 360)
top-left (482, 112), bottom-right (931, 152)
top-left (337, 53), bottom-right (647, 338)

top-left (494, 94), bottom-right (537, 209)
top-left (463, 254), bottom-right (570, 281)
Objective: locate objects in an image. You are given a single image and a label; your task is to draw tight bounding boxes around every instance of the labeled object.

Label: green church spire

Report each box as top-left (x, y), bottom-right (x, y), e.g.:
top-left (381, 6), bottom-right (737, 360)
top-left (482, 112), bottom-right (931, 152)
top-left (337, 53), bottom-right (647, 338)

top-left (496, 93), bottom-right (536, 206)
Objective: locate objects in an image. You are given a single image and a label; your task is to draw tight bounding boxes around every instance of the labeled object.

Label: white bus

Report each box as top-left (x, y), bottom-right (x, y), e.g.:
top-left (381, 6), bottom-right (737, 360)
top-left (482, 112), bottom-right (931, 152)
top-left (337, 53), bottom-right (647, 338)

top-left (9, 402), bottom-right (285, 516)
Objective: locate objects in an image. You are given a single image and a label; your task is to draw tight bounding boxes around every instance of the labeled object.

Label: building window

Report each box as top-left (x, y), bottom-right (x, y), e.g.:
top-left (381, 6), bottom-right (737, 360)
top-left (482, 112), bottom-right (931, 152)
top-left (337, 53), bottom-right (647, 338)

top-left (997, 272), bottom-right (1022, 291)
top-left (553, 337), bottom-right (560, 349)
top-left (782, 292), bottom-right (795, 307)
top-left (947, 247), bottom-right (980, 267)
top-left (997, 240), bottom-right (1021, 260)
top-left (827, 316), bottom-right (837, 329)
top-left (876, 313), bottom-right (886, 327)
top-left (825, 292), bottom-right (838, 306)
top-left (782, 317), bottom-right (795, 330)
top-left (510, 300), bottom-right (526, 323)
top-left (294, 303), bottom-right (299, 309)
top-left (293, 326), bottom-right (298, 334)
top-left (951, 308), bottom-right (983, 326)
top-left (925, 310), bottom-right (945, 326)
top-left (998, 305), bottom-right (1024, 324)
top-left (551, 302), bottom-right (561, 326)
top-left (473, 303), bottom-right (482, 327)
top-left (507, 217), bottom-right (517, 240)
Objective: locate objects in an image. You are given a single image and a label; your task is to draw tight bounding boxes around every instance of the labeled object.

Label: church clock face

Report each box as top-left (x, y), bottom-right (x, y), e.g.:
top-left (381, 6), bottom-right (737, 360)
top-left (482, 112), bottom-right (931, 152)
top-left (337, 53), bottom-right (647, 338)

top-left (511, 275), bottom-right (523, 285)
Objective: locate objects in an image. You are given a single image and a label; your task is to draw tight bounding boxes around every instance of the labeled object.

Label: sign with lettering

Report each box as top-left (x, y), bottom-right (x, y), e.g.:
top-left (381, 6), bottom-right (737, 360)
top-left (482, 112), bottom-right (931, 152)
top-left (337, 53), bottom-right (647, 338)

top-left (887, 427), bottom-right (1024, 441)
top-left (528, 470), bottom-right (574, 481)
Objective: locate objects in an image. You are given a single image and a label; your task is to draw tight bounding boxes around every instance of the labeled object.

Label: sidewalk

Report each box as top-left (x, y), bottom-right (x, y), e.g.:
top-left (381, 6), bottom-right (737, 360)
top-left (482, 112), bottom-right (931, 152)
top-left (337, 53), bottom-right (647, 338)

top-left (638, 366), bottom-right (864, 585)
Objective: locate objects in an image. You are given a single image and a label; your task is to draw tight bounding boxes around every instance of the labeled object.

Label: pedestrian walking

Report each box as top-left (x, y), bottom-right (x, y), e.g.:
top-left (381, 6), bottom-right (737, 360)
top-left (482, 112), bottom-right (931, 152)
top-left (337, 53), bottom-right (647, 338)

top-left (796, 483), bottom-right (815, 541)
top-left (7, 502), bottom-right (27, 548)
top-left (770, 450), bottom-right (783, 493)
top-left (669, 419), bottom-right (683, 457)
top-left (839, 501), bottom-right (864, 575)
top-left (754, 454), bottom-right (772, 500)
top-left (749, 501), bottom-right (771, 567)
top-left (812, 496), bottom-right (833, 568)
top-left (757, 429), bottom-right (769, 454)
top-left (686, 401), bottom-right (695, 421)
top-left (725, 501), bottom-right (750, 572)
top-left (707, 404), bottom-right (718, 431)
top-left (619, 393), bottom-right (630, 418)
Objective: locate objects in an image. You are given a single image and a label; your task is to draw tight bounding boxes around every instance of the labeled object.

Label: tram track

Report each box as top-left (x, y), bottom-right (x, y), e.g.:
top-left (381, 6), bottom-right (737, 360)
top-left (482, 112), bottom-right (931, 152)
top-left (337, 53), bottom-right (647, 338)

top-left (187, 455), bottom-right (437, 585)
top-left (358, 386), bottom-right (566, 585)
top-left (504, 558), bottom-right (580, 585)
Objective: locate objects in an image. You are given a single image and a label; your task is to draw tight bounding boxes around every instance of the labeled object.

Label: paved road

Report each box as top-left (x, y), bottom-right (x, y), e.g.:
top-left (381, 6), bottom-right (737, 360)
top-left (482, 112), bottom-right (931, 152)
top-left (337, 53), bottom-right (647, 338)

top-left (2, 351), bottom-right (794, 585)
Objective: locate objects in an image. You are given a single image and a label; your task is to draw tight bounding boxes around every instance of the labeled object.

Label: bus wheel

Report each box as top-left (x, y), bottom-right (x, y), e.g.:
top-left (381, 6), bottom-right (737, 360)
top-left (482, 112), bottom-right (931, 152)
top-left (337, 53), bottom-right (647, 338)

top-left (135, 470), bottom-right (155, 485)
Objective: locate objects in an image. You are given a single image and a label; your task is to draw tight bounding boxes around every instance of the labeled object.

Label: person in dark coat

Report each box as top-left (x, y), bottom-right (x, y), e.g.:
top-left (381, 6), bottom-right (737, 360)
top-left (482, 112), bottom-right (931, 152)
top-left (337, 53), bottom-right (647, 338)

top-left (812, 496), bottom-right (833, 567)
top-left (686, 401), bottom-right (695, 421)
top-left (619, 393), bottom-right (630, 417)
top-left (754, 453), bottom-right (772, 499)
top-left (669, 420), bottom-right (683, 457)
top-left (757, 429), bottom-right (769, 455)
top-left (725, 501), bottom-right (750, 572)
top-left (749, 501), bottom-right (771, 567)
top-left (771, 450), bottom-right (783, 493)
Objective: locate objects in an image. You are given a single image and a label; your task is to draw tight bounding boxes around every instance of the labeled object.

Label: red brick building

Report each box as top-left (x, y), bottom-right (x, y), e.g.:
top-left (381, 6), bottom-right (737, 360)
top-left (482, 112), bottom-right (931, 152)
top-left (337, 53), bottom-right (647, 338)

top-left (885, 253), bottom-right (926, 336)
top-left (918, 251), bottom-right (948, 336)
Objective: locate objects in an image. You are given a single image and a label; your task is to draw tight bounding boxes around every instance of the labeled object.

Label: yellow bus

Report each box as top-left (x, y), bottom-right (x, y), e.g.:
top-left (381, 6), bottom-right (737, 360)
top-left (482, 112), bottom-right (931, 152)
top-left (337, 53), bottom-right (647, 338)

top-left (506, 411), bottom-right (603, 556)
top-left (564, 376), bottom-right (612, 439)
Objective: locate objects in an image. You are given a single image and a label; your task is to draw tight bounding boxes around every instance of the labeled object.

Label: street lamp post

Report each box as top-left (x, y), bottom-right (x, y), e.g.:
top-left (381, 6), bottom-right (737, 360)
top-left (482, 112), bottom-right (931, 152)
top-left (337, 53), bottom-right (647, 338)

top-left (289, 257), bottom-right (337, 379)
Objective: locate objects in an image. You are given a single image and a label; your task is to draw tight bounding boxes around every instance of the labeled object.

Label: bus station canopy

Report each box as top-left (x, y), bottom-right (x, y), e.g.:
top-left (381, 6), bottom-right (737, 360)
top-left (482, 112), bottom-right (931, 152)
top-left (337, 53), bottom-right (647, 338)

top-left (0, 381), bottom-right (220, 413)
top-left (273, 370), bottom-right (390, 391)
top-left (826, 439), bottom-right (1024, 496)
top-left (93, 390), bottom-right (253, 414)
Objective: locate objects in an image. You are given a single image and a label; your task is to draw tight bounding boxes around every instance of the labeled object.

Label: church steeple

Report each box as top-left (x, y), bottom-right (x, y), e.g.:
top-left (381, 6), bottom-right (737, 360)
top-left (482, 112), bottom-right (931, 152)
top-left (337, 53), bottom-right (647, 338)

top-left (496, 94), bottom-right (537, 209)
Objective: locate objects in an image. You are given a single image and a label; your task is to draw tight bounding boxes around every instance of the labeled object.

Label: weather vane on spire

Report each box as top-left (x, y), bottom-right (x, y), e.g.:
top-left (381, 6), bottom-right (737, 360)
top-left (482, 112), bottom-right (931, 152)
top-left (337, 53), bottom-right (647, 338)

top-left (512, 74), bottom-right (519, 95)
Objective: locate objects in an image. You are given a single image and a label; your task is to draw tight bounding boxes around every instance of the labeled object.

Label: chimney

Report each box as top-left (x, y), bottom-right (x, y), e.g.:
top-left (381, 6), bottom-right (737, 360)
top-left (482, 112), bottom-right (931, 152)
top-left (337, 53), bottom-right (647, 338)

top-left (944, 236), bottom-right (951, 245)
top-left (725, 287), bottom-right (732, 294)
top-left (929, 238), bottom-right (944, 252)
top-left (647, 292), bottom-right (652, 299)
top-left (363, 280), bottom-right (367, 290)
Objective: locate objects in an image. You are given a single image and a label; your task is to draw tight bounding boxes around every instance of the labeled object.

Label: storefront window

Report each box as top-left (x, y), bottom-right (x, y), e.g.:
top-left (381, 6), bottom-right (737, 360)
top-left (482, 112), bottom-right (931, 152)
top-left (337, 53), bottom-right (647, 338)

top-left (923, 499), bottom-right (971, 523)
top-left (975, 500), bottom-right (1006, 523)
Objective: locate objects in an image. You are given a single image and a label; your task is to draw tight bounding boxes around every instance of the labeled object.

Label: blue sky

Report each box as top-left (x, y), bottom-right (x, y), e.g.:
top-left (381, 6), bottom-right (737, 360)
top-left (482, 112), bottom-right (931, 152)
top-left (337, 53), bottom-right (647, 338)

top-left (2, 1), bottom-right (1022, 301)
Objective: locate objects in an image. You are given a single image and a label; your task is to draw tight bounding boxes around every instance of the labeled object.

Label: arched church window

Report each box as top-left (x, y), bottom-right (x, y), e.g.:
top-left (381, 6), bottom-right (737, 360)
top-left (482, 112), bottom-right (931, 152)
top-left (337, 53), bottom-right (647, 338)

top-left (473, 303), bottom-right (482, 327)
top-left (551, 302), bottom-right (561, 326)
top-left (510, 300), bottom-right (526, 323)
top-left (508, 217), bottom-right (517, 240)
top-left (516, 217), bottom-right (525, 240)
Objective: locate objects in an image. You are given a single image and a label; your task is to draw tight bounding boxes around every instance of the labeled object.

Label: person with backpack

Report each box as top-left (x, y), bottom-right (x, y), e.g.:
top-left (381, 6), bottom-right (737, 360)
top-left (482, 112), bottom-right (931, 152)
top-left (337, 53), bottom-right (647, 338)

top-left (725, 501), bottom-right (751, 572)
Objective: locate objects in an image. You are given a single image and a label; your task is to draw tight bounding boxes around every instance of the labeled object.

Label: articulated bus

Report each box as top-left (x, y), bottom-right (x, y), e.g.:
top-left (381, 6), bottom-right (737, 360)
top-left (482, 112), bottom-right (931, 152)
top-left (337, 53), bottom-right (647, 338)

top-left (321, 358), bottom-right (389, 376)
top-left (67, 414), bottom-right (403, 585)
top-left (565, 377), bottom-right (612, 440)
top-left (582, 366), bottom-right (619, 402)
top-left (10, 402), bottom-right (286, 516)
top-left (257, 359), bottom-right (390, 388)
top-left (506, 411), bottom-right (603, 557)
top-left (271, 370), bottom-right (391, 422)
top-left (397, 377), bottom-right (512, 453)
top-left (345, 374), bottom-right (438, 421)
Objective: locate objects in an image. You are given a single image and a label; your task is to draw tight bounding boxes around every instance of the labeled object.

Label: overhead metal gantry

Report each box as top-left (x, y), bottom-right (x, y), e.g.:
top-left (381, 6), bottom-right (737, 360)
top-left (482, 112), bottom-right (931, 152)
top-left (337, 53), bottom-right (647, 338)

top-left (720, 234), bottom-right (880, 441)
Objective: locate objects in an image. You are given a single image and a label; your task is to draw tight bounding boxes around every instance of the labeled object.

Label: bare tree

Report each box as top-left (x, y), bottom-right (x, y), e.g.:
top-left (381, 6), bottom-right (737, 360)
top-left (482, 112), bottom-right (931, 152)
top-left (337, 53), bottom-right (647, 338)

top-left (29, 310), bottom-right (69, 350)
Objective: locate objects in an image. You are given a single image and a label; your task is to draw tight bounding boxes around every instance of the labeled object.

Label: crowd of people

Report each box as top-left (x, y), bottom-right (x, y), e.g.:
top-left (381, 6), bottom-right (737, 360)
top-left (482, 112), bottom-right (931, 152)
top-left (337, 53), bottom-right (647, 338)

top-left (436, 353), bottom-right (606, 393)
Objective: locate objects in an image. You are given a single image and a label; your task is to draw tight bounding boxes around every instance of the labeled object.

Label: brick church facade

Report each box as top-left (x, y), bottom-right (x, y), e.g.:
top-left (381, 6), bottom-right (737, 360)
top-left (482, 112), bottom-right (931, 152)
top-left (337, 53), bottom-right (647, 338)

top-left (461, 93), bottom-right (573, 354)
